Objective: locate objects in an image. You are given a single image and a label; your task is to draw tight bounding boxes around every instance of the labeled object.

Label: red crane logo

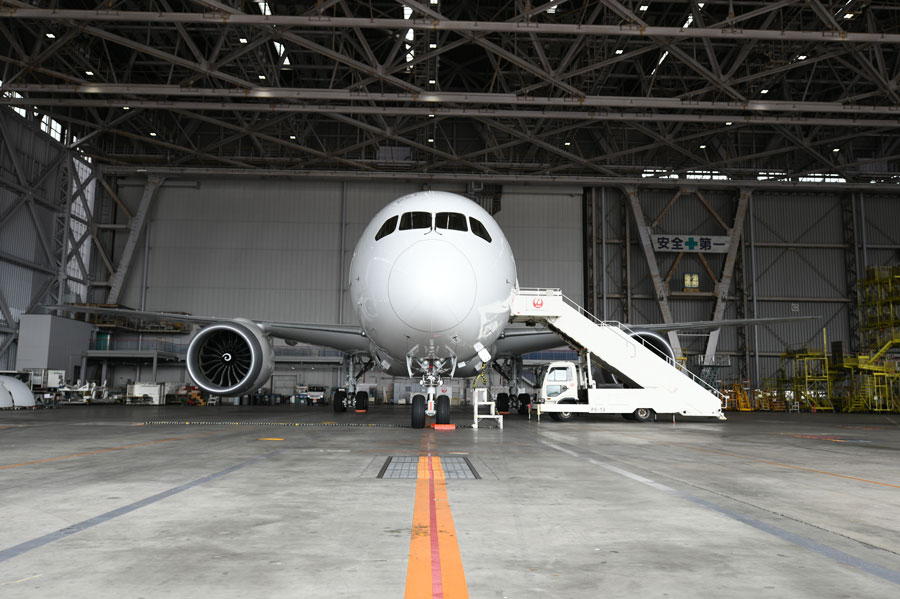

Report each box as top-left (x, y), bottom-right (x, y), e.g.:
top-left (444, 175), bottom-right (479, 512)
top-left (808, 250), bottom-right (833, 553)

top-left (532, 298), bottom-right (544, 309)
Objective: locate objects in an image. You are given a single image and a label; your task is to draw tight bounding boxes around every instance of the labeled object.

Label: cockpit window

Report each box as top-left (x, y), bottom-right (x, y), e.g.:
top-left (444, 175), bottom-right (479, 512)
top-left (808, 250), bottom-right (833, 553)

top-left (435, 212), bottom-right (468, 232)
top-left (469, 217), bottom-right (492, 243)
top-left (399, 211), bottom-right (432, 230)
top-left (374, 216), bottom-right (398, 241)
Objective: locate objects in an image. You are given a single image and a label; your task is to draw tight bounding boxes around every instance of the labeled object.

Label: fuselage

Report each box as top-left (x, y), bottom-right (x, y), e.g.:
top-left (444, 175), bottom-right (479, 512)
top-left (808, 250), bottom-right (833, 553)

top-left (348, 191), bottom-right (518, 377)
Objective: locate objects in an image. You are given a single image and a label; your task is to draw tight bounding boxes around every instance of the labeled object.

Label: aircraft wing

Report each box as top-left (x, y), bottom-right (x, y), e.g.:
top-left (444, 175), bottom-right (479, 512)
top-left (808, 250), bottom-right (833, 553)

top-left (492, 315), bottom-right (821, 357)
top-left (635, 315), bottom-right (822, 332)
top-left (45, 305), bottom-right (371, 354)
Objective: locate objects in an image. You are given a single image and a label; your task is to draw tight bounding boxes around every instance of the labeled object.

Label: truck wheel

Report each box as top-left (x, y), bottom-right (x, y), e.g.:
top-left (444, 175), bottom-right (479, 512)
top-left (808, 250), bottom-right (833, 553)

top-left (333, 390), bottom-right (347, 413)
top-left (496, 392), bottom-right (509, 413)
top-left (550, 408), bottom-right (573, 422)
top-left (355, 390), bottom-right (368, 411)
top-left (633, 408), bottom-right (654, 422)
top-left (411, 394), bottom-right (426, 429)
top-left (517, 393), bottom-right (530, 415)
top-left (436, 395), bottom-right (450, 424)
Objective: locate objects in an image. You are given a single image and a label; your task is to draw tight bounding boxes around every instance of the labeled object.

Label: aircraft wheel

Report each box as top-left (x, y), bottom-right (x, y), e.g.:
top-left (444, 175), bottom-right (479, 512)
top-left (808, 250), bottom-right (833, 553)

top-left (496, 392), bottom-right (510, 413)
top-left (517, 393), bottom-right (530, 415)
top-left (436, 395), bottom-right (450, 424)
top-left (411, 394), bottom-right (426, 429)
top-left (633, 408), bottom-right (654, 422)
top-left (333, 389), bottom-right (347, 413)
top-left (355, 390), bottom-right (369, 411)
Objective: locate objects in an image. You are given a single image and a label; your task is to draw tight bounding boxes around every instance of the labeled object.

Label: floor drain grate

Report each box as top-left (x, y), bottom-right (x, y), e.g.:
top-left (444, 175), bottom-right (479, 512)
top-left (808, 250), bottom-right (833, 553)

top-left (377, 456), bottom-right (480, 479)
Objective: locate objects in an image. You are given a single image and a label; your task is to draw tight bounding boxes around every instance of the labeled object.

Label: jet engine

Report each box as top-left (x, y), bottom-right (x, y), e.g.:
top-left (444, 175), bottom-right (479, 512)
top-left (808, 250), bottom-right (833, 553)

top-left (186, 319), bottom-right (274, 396)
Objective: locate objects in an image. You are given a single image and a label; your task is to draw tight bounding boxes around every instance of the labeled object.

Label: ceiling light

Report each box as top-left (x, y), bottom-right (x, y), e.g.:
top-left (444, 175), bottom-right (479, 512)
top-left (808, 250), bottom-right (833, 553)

top-left (428, 79), bottom-right (436, 84)
top-left (429, 43), bottom-right (437, 49)
top-left (46, 33), bottom-right (56, 39)
top-left (430, 0), bottom-right (438, 4)
top-left (760, 89), bottom-right (769, 94)
top-left (697, 2), bottom-right (704, 7)
top-left (149, 132), bottom-right (157, 137)
top-left (427, 138), bottom-right (434, 143)
top-left (564, 142), bottom-right (571, 146)
top-left (843, 13), bottom-right (855, 19)
top-left (239, 37), bottom-right (248, 44)
top-left (122, 106), bottom-right (130, 110)
top-left (428, 113), bottom-right (435, 118)
top-left (258, 74), bottom-right (266, 80)
top-left (639, 5), bottom-right (649, 11)
top-left (797, 55), bottom-right (807, 60)
top-left (725, 121), bottom-right (732, 126)
top-left (85, 70), bottom-right (94, 76)
top-left (833, 148), bottom-right (840, 152)
top-left (289, 135), bottom-right (296, 140)
top-left (615, 49), bottom-right (624, 55)
top-left (699, 145), bottom-right (707, 149)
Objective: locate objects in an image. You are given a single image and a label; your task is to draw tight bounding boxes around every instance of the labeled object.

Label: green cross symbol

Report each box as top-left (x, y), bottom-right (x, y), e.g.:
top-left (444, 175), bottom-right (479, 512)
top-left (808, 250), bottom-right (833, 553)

top-left (685, 237), bottom-right (698, 250)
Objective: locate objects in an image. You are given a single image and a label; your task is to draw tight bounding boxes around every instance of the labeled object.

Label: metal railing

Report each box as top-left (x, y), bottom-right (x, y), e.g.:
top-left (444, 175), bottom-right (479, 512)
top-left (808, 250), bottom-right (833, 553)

top-left (515, 287), bottom-right (727, 402)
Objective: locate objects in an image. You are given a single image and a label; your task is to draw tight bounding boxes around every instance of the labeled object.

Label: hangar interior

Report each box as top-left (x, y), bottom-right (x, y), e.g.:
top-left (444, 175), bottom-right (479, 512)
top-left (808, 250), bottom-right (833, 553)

top-left (4, 3), bottom-right (900, 599)
top-left (3, 0), bottom-right (900, 409)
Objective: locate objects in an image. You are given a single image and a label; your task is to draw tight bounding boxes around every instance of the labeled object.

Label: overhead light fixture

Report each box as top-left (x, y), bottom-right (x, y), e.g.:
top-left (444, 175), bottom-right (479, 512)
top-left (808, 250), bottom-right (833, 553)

top-left (725, 121), bottom-right (733, 126)
top-left (427, 138), bottom-right (434, 143)
top-left (615, 49), bottom-right (624, 55)
top-left (639, 4), bottom-right (649, 11)
top-left (564, 142), bottom-right (571, 146)
top-left (46, 33), bottom-right (56, 39)
top-left (85, 70), bottom-right (94, 76)
top-left (258, 74), bottom-right (266, 80)
top-left (239, 37), bottom-right (248, 44)
top-left (697, 2), bottom-right (704, 7)
top-left (760, 89), bottom-right (769, 94)
top-left (699, 145), bottom-right (707, 149)
top-left (797, 55), bottom-right (808, 60)
top-left (428, 79), bottom-right (436, 84)
top-left (429, 43), bottom-right (437, 49)
top-left (122, 106), bottom-right (130, 110)
top-left (428, 113), bottom-right (435, 118)
top-left (833, 148), bottom-right (840, 152)
top-left (149, 132), bottom-right (157, 137)
top-left (843, 13), bottom-right (855, 19)
top-left (430, 0), bottom-right (438, 4)
top-left (289, 135), bottom-right (296, 140)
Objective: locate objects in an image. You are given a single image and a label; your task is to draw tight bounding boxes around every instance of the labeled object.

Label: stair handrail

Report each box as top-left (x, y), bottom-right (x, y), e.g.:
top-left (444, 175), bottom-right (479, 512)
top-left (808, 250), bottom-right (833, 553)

top-left (515, 287), bottom-right (727, 402)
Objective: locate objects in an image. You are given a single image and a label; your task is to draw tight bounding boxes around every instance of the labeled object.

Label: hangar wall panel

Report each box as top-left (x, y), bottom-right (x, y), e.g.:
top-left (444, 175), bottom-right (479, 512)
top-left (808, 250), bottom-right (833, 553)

top-left (495, 186), bottom-right (583, 301)
top-left (0, 109), bottom-right (72, 369)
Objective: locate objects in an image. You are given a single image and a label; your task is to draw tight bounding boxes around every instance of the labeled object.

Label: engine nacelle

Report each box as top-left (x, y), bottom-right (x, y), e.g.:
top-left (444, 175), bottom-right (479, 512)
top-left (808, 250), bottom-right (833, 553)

top-left (186, 319), bottom-right (274, 396)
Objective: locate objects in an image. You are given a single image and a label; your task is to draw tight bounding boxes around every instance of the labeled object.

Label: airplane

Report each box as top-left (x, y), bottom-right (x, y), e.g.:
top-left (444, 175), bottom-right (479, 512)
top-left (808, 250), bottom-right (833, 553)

top-left (50, 190), bottom-right (817, 427)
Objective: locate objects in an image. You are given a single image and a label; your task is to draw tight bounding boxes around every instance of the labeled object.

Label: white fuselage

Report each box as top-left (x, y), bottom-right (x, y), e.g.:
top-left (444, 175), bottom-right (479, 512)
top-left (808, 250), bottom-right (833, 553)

top-left (348, 191), bottom-right (518, 377)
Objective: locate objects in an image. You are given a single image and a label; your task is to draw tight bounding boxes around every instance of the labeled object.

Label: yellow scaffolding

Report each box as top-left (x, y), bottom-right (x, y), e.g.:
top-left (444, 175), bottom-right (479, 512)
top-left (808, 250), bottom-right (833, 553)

top-left (780, 330), bottom-right (835, 412)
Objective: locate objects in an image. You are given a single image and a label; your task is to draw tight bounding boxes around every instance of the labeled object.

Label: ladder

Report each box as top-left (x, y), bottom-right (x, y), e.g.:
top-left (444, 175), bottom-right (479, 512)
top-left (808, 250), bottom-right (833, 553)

top-left (510, 288), bottom-right (725, 419)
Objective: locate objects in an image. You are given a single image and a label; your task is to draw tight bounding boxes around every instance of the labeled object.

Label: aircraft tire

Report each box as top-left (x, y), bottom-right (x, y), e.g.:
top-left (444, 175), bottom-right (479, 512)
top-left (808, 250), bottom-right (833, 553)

top-left (355, 390), bottom-right (369, 411)
top-left (517, 393), bottom-right (530, 415)
top-left (496, 392), bottom-right (510, 413)
top-left (436, 395), bottom-right (450, 424)
top-left (333, 389), bottom-right (347, 413)
top-left (633, 408), bottom-right (654, 422)
top-left (411, 394), bottom-right (426, 429)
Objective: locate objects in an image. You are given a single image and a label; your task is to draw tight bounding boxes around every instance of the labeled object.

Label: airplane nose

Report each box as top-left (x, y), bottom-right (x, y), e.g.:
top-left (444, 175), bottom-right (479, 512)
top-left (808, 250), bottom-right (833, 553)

top-left (388, 239), bottom-right (477, 332)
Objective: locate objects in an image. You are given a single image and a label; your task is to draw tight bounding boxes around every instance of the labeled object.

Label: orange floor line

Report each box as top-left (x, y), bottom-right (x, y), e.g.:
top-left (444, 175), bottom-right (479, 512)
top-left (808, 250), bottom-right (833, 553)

top-left (404, 455), bottom-right (469, 599)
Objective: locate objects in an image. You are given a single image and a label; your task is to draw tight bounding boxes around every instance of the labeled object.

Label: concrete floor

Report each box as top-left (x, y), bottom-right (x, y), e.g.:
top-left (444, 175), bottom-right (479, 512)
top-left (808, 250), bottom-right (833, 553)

top-left (1, 405), bottom-right (899, 598)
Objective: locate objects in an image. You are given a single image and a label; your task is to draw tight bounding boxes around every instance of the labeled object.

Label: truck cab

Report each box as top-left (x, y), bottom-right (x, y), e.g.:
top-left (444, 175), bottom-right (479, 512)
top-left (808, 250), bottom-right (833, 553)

top-left (537, 361), bottom-right (583, 406)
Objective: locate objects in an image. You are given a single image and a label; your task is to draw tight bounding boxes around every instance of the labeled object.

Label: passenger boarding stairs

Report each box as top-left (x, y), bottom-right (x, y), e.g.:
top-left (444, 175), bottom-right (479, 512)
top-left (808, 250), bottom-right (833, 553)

top-left (509, 288), bottom-right (726, 418)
